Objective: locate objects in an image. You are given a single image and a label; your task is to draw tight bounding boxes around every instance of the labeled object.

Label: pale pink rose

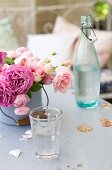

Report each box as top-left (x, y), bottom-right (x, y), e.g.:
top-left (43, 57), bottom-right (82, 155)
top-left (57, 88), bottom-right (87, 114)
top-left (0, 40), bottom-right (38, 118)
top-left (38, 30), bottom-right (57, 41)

top-left (53, 67), bottom-right (73, 93)
top-left (20, 51), bottom-right (33, 58)
top-left (7, 50), bottom-right (19, 59)
top-left (14, 94), bottom-right (30, 107)
top-left (30, 62), bottom-right (45, 82)
top-left (44, 63), bottom-right (53, 74)
top-left (14, 55), bottom-right (28, 67)
top-left (16, 47), bottom-right (28, 56)
top-left (14, 106), bottom-right (30, 115)
top-left (26, 57), bottom-right (39, 68)
top-left (42, 74), bottom-right (54, 85)
top-left (33, 73), bottom-right (42, 82)
top-left (14, 55), bottom-right (37, 67)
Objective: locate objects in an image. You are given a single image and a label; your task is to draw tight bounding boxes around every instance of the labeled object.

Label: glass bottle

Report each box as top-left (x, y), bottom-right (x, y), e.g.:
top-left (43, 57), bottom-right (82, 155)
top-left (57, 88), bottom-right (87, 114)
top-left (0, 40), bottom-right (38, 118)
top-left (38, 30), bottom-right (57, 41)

top-left (73, 14), bottom-right (100, 109)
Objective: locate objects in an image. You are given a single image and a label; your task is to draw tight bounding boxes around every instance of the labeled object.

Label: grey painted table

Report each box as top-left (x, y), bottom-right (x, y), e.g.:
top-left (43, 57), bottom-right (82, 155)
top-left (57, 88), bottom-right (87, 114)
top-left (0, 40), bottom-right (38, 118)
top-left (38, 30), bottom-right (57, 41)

top-left (0, 86), bottom-right (112, 170)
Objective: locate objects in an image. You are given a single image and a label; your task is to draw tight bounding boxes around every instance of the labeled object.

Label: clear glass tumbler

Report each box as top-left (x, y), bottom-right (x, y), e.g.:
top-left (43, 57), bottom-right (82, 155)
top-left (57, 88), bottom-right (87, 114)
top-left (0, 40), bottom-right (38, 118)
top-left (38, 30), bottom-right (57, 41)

top-left (29, 106), bottom-right (62, 160)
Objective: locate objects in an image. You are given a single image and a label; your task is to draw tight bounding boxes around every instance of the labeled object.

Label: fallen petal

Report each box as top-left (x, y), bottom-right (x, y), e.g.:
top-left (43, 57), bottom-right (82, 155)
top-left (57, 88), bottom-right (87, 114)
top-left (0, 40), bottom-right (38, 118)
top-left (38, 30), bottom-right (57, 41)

top-left (19, 130), bottom-right (33, 141)
top-left (19, 137), bottom-right (27, 141)
top-left (22, 134), bottom-right (32, 139)
top-left (25, 129), bottom-right (32, 135)
top-left (77, 124), bottom-right (93, 132)
top-left (101, 103), bottom-right (112, 109)
top-left (100, 118), bottom-right (112, 127)
top-left (9, 149), bottom-right (22, 158)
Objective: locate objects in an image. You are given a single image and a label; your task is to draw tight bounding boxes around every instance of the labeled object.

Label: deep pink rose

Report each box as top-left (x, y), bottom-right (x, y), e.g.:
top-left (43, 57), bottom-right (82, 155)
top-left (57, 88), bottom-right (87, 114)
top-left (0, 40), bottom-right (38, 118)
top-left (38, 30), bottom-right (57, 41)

top-left (0, 78), bottom-right (16, 107)
top-left (53, 67), bottom-right (73, 93)
top-left (0, 52), bottom-right (7, 67)
top-left (3, 65), bottom-right (35, 95)
top-left (42, 74), bottom-right (54, 85)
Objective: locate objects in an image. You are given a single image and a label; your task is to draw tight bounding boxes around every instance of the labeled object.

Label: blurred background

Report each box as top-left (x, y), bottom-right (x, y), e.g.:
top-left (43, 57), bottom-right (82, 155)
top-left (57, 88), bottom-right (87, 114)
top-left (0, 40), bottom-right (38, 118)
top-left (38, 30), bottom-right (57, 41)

top-left (0, 0), bottom-right (112, 102)
top-left (0, 0), bottom-right (111, 45)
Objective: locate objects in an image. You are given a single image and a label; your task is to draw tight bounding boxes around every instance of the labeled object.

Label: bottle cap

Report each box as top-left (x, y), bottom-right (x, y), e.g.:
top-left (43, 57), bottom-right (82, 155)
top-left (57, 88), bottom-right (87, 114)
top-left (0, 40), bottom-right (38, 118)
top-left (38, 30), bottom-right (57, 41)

top-left (81, 14), bottom-right (93, 29)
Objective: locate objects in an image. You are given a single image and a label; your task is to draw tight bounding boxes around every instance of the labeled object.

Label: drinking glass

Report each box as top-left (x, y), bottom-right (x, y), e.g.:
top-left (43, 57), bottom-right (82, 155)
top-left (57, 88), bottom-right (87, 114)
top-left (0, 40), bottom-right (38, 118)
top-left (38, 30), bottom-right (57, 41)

top-left (29, 106), bottom-right (62, 160)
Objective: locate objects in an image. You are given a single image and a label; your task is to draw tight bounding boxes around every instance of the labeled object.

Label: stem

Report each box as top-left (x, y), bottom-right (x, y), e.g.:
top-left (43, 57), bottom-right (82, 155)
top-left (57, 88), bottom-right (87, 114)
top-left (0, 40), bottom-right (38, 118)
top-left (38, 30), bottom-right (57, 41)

top-left (42, 85), bottom-right (49, 106)
top-left (0, 107), bottom-right (17, 124)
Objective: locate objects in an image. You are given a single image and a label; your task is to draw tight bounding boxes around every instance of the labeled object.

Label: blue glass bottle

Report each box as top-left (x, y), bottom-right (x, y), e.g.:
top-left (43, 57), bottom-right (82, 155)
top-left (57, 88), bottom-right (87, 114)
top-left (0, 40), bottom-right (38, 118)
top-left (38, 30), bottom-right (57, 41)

top-left (73, 15), bottom-right (100, 109)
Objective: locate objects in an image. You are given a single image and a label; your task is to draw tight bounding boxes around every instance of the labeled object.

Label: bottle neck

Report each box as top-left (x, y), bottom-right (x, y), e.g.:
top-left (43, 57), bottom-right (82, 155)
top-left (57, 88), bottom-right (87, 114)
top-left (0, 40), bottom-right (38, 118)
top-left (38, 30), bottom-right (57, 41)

top-left (81, 28), bottom-right (91, 39)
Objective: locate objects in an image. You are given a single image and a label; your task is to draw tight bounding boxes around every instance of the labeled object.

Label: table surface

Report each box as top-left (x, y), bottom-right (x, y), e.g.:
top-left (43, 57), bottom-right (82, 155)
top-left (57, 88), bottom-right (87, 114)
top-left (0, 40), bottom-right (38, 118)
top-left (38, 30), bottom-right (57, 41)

top-left (0, 86), bottom-right (112, 170)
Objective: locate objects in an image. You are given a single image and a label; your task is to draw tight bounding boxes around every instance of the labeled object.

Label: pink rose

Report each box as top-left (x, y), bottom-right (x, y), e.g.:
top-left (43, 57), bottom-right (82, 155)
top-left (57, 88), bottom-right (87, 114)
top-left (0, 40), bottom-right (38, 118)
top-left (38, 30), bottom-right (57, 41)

top-left (14, 55), bottom-right (37, 67)
top-left (0, 78), bottom-right (16, 107)
top-left (33, 73), bottom-right (42, 82)
top-left (0, 52), bottom-right (7, 67)
top-left (14, 94), bottom-right (30, 107)
top-left (14, 56), bottom-right (28, 67)
top-left (16, 47), bottom-right (28, 56)
top-left (53, 67), bottom-right (73, 93)
top-left (44, 63), bottom-right (53, 74)
top-left (20, 51), bottom-right (33, 58)
top-left (7, 50), bottom-right (19, 59)
top-left (30, 62), bottom-right (45, 82)
top-left (3, 65), bottom-right (35, 95)
top-left (14, 106), bottom-right (30, 115)
top-left (42, 74), bottom-right (54, 85)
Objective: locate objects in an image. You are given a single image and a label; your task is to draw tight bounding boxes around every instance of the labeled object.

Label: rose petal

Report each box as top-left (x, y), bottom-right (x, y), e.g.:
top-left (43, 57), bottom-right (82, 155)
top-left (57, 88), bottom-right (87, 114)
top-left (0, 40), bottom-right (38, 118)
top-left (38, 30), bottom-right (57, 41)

top-left (22, 134), bottom-right (32, 139)
top-left (77, 124), bottom-right (93, 132)
top-left (25, 129), bottom-right (32, 135)
top-left (100, 118), bottom-right (112, 127)
top-left (101, 103), bottom-right (112, 109)
top-left (19, 137), bottom-right (27, 141)
top-left (9, 149), bottom-right (22, 158)
top-left (19, 129), bottom-right (32, 140)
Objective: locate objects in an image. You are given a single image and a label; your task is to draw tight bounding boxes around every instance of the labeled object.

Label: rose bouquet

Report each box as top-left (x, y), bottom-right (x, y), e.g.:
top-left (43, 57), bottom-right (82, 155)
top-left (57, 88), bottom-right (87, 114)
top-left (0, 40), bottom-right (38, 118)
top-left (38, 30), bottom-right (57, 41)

top-left (0, 47), bottom-right (73, 119)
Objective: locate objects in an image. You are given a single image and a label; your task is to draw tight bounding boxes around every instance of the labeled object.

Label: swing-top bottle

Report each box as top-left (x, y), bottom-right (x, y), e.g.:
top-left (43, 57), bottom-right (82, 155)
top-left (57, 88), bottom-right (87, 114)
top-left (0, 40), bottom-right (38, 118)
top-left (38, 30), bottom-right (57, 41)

top-left (73, 14), bottom-right (100, 109)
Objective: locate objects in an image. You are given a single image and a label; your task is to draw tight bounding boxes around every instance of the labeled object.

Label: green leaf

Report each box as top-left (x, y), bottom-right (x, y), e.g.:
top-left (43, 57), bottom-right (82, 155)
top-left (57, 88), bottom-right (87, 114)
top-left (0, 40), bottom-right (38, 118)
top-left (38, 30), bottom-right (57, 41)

top-left (30, 83), bottom-right (42, 92)
top-left (4, 57), bottom-right (14, 65)
top-left (27, 91), bottom-right (32, 98)
top-left (44, 59), bottom-right (51, 63)
top-left (51, 52), bottom-right (57, 56)
top-left (53, 66), bottom-right (57, 72)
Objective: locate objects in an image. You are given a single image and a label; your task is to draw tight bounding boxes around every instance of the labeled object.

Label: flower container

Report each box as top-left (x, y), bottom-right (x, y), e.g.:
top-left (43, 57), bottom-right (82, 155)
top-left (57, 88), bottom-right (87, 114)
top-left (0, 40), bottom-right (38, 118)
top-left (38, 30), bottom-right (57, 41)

top-left (0, 90), bottom-right (42, 126)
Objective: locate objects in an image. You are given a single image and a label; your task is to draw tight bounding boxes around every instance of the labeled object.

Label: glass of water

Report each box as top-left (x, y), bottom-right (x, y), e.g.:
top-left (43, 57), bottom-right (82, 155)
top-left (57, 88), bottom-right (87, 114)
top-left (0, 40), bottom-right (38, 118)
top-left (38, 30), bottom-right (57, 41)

top-left (29, 106), bottom-right (62, 160)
